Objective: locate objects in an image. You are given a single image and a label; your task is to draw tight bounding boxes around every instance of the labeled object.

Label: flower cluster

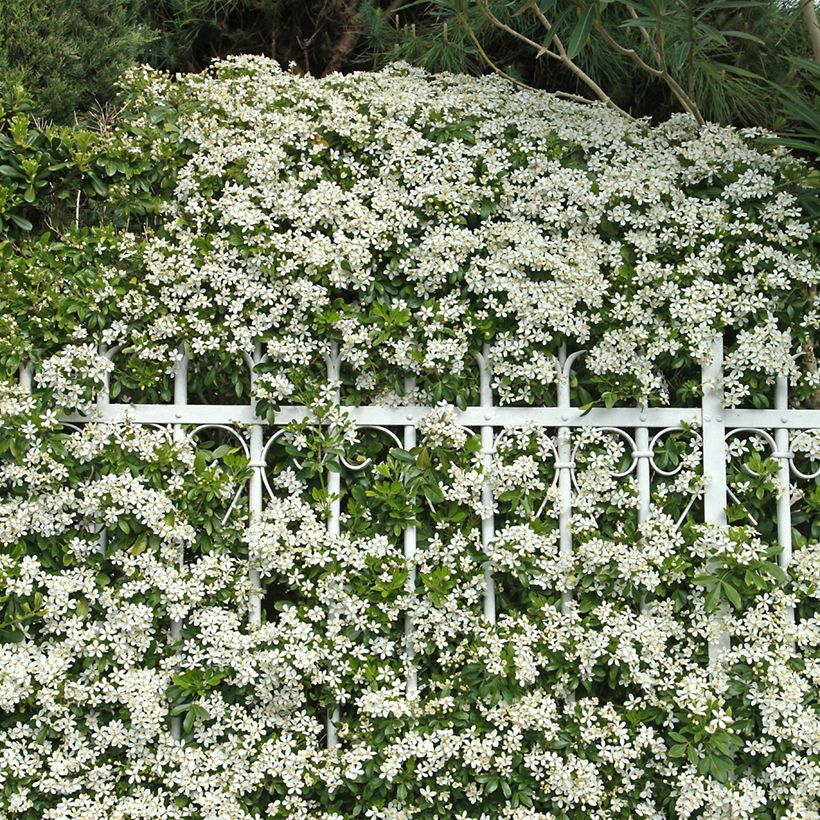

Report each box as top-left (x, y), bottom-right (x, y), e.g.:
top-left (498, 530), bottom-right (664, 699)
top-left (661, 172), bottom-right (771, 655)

top-left (5, 55), bottom-right (816, 410)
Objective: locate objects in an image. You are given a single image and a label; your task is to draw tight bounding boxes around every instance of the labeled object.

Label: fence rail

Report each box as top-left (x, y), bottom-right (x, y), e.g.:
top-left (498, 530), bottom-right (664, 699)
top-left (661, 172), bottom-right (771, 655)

top-left (58, 404), bottom-right (820, 429)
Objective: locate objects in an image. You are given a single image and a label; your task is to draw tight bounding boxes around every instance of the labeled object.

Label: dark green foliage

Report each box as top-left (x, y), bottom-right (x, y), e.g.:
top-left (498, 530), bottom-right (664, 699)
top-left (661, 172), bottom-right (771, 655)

top-left (0, 0), bottom-right (151, 122)
top-left (141, 0), bottom-right (332, 74)
top-left (362, 0), bottom-right (819, 129)
top-left (0, 89), bottom-right (92, 239)
top-left (766, 56), bottom-right (820, 217)
top-left (0, 0), bottom-right (818, 135)
top-left (771, 56), bottom-right (820, 156)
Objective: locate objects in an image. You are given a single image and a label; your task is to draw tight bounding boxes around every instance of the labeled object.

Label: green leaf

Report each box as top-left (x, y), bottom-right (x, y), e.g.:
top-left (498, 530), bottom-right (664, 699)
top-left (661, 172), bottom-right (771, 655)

top-left (193, 704), bottom-right (210, 720)
top-left (423, 484), bottom-right (445, 504)
top-left (722, 581), bottom-right (742, 610)
top-left (131, 534), bottom-right (148, 556)
top-left (699, 0), bottom-right (761, 13)
top-left (9, 213), bottom-right (33, 230)
top-left (691, 574), bottom-right (716, 586)
top-left (210, 444), bottom-right (232, 459)
top-left (708, 752), bottom-right (734, 782)
top-left (719, 29), bottom-right (764, 44)
top-left (566, 6), bottom-right (595, 59)
top-left (389, 447), bottom-right (416, 464)
top-left (762, 561), bottom-right (787, 584)
top-left (668, 743), bottom-right (687, 758)
top-left (0, 627), bottom-right (25, 643)
top-left (87, 172), bottom-right (108, 196)
top-left (705, 584), bottom-right (721, 613)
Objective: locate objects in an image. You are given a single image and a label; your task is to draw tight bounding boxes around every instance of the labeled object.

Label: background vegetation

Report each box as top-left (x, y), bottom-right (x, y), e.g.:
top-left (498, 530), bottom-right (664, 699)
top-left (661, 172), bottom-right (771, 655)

top-left (0, 0), bottom-right (817, 133)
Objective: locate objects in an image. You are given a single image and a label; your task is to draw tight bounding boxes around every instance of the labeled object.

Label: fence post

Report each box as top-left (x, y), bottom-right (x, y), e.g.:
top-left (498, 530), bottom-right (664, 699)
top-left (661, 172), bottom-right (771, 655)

top-left (635, 419), bottom-right (651, 528)
top-left (556, 346), bottom-right (575, 619)
top-left (702, 335), bottom-right (731, 661)
top-left (477, 345), bottom-right (496, 624)
top-left (170, 349), bottom-right (188, 740)
top-left (774, 372), bottom-right (794, 625)
top-left (403, 376), bottom-right (418, 697)
top-left (555, 346), bottom-right (581, 701)
top-left (248, 342), bottom-right (264, 630)
top-left (635, 412), bottom-right (652, 613)
top-left (325, 342), bottom-right (342, 749)
top-left (94, 347), bottom-right (118, 556)
top-left (18, 362), bottom-right (32, 391)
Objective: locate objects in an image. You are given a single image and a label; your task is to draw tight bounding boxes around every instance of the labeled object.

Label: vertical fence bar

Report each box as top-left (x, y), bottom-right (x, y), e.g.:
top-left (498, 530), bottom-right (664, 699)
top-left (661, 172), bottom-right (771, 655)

top-left (557, 428), bottom-right (573, 620)
top-left (477, 345), bottom-right (496, 624)
top-left (774, 373), bottom-right (794, 625)
top-left (97, 344), bottom-right (111, 417)
top-left (325, 342), bottom-right (341, 749)
top-left (635, 417), bottom-right (651, 613)
top-left (702, 335), bottom-right (731, 661)
top-left (635, 421), bottom-right (651, 528)
top-left (403, 376), bottom-right (418, 697)
top-left (556, 346), bottom-right (577, 701)
top-left (774, 373), bottom-right (792, 571)
top-left (170, 350), bottom-right (188, 740)
top-left (556, 347), bottom-right (574, 618)
top-left (248, 342), bottom-right (264, 629)
top-left (96, 346), bottom-right (113, 557)
top-left (18, 362), bottom-right (32, 391)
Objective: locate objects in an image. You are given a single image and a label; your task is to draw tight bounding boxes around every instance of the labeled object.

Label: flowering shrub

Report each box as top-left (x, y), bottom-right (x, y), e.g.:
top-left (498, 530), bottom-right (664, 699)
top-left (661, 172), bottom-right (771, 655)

top-left (0, 56), bottom-right (819, 818)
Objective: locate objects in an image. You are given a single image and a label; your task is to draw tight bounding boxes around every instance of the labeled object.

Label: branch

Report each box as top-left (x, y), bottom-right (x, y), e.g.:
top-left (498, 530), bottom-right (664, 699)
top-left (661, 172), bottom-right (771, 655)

top-left (460, 16), bottom-right (603, 106)
top-left (617, 4), bottom-right (704, 124)
top-left (592, 18), bottom-right (663, 77)
top-left (462, 24), bottom-right (535, 89)
top-left (472, 0), bottom-right (631, 116)
top-left (553, 89), bottom-right (606, 104)
top-left (663, 68), bottom-right (704, 124)
top-left (528, 2), bottom-right (632, 116)
top-left (627, 5), bottom-right (662, 63)
top-left (597, 15), bottom-right (704, 125)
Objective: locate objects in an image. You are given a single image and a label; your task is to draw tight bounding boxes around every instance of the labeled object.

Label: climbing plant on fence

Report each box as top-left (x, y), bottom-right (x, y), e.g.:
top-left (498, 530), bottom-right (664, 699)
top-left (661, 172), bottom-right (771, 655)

top-left (1, 55), bottom-right (819, 819)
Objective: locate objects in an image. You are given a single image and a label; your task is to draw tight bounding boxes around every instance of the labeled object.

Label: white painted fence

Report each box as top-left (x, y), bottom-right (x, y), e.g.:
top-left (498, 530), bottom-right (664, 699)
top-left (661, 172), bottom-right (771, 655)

top-left (34, 334), bottom-right (820, 745)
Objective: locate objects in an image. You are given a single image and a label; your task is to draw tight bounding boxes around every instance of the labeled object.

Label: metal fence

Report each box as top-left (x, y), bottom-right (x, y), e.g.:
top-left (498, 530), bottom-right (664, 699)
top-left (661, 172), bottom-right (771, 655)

top-left (31, 334), bottom-right (820, 746)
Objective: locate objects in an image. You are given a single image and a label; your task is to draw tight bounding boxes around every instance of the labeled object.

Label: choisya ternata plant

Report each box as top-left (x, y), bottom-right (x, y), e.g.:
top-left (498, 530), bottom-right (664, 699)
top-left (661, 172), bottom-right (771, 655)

top-left (0, 57), bottom-right (818, 818)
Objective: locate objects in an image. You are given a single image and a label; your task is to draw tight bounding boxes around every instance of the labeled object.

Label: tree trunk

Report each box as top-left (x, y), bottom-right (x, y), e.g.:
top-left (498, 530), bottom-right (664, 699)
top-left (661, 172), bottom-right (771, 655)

top-left (800, 2), bottom-right (820, 406)
top-left (801, 0), bottom-right (820, 62)
top-left (321, 0), bottom-right (405, 76)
